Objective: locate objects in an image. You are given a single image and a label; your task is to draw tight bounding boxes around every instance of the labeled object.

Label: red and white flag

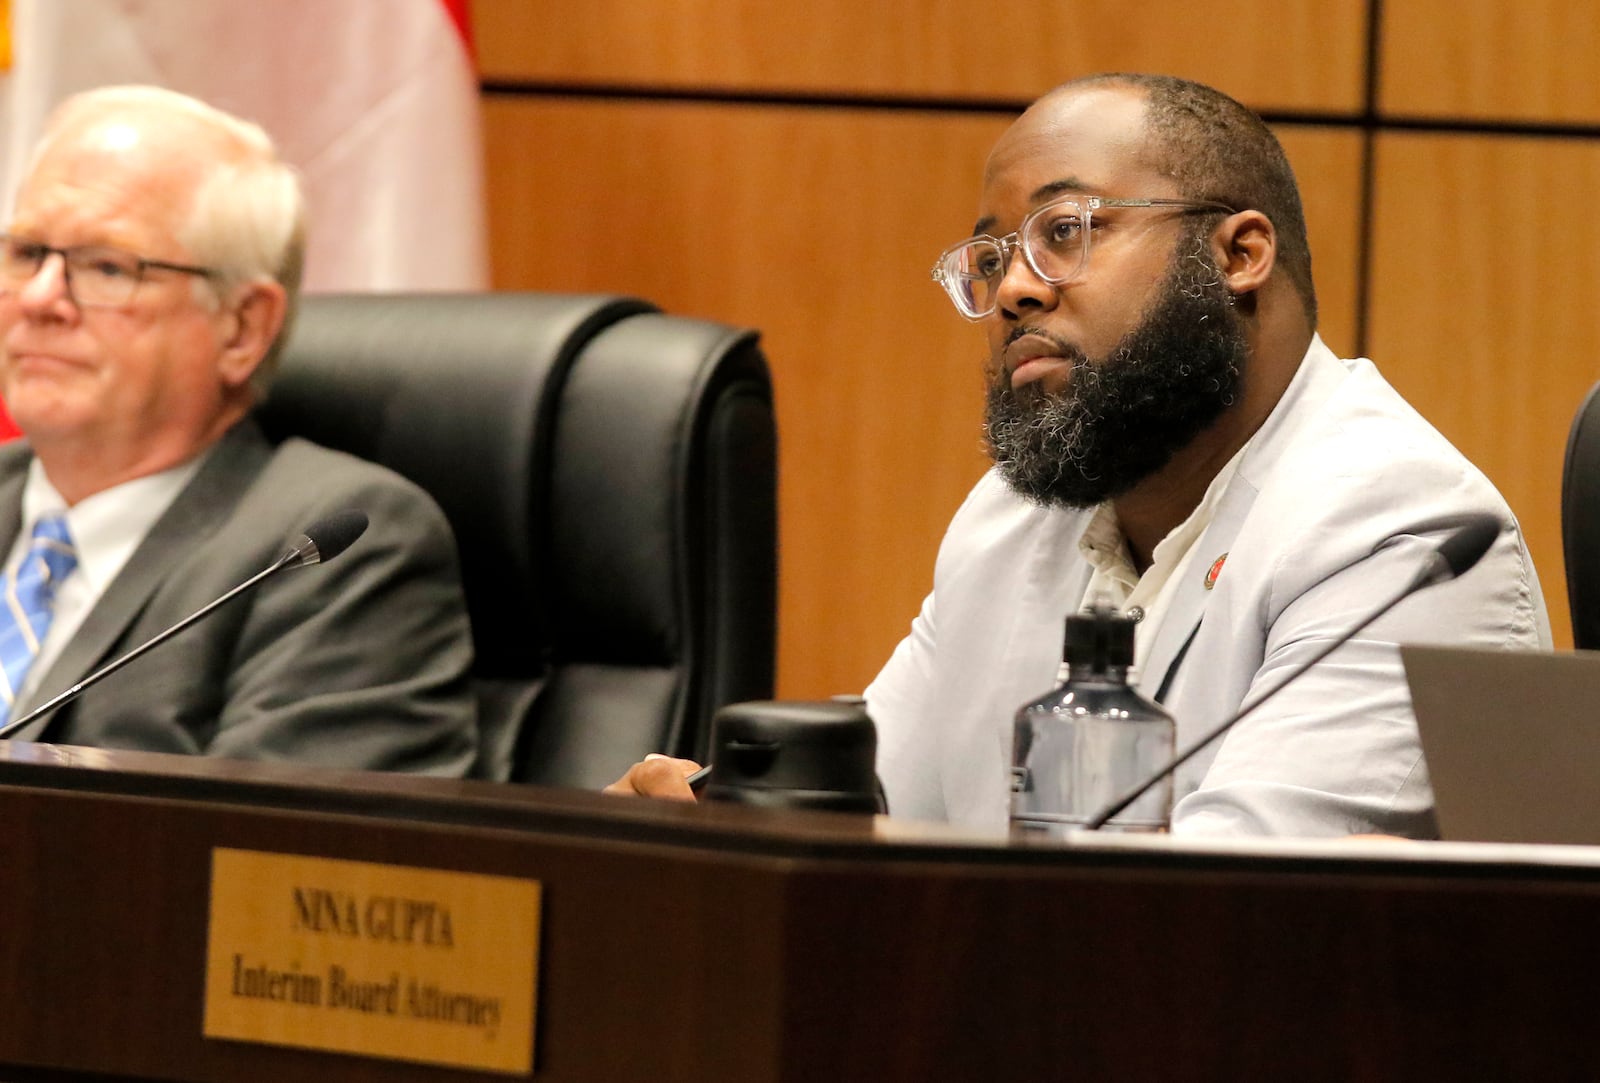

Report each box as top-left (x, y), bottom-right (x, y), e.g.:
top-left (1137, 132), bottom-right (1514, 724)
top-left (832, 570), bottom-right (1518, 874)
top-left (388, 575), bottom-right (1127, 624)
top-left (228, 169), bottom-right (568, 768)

top-left (0, 0), bottom-right (487, 292)
top-left (0, 0), bottom-right (486, 438)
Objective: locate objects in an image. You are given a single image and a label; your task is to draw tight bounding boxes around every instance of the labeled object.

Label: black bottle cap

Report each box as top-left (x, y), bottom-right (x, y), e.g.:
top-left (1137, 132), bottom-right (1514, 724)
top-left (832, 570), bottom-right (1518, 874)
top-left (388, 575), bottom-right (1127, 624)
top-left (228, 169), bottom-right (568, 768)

top-left (1062, 603), bottom-right (1135, 672)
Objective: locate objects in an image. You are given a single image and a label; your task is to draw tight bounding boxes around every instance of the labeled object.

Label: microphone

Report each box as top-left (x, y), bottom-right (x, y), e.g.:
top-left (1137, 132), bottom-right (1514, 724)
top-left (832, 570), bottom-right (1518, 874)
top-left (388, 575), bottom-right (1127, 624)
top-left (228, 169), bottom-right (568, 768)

top-left (1424, 513), bottom-right (1499, 585)
top-left (281, 508), bottom-right (368, 568)
top-left (1082, 513), bottom-right (1501, 831)
top-left (0, 509), bottom-right (369, 741)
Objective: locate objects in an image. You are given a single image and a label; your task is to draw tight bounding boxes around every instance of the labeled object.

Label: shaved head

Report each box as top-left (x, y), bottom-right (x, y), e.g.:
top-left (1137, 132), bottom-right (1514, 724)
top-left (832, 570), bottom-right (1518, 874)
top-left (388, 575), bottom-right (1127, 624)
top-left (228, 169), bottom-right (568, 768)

top-left (1035, 74), bottom-right (1316, 327)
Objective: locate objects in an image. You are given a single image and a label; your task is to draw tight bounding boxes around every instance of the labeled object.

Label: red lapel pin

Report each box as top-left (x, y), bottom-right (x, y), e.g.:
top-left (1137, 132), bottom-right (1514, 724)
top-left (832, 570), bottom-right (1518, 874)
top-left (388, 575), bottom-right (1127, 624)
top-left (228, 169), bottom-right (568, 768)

top-left (1204, 553), bottom-right (1227, 591)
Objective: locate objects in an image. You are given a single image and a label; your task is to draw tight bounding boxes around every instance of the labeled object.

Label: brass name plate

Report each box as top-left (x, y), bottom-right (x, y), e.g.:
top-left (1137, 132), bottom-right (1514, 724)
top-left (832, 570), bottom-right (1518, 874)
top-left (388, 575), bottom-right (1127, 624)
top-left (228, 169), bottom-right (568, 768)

top-left (204, 848), bottom-right (540, 1075)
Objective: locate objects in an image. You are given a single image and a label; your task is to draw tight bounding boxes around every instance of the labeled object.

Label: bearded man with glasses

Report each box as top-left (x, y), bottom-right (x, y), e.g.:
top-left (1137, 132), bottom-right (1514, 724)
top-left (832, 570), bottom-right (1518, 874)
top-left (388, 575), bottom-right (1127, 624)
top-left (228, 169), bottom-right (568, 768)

top-left (612, 74), bottom-right (1549, 839)
top-left (0, 86), bottom-right (475, 773)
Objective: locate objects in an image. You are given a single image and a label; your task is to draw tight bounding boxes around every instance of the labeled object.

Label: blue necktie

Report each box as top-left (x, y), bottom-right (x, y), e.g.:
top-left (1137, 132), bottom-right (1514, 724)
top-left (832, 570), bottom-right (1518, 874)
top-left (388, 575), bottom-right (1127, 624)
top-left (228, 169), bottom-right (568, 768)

top-left (0, 516), bottom-right (77, 722)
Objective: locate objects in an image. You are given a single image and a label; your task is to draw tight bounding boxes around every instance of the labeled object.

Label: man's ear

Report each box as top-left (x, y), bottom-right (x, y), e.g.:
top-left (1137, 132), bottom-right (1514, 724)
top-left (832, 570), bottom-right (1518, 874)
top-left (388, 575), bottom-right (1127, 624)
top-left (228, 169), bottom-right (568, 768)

top-left (1210, 209), bottom-right (1276, 299)
top-left (216, 279), bottom-right (287, 390)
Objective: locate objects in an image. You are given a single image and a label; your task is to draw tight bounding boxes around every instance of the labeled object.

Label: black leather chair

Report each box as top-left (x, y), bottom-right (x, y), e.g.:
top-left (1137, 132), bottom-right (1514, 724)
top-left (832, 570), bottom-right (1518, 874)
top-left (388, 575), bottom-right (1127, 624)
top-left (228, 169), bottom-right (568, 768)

top-left (257, 292), bottom-right (778, 786)
top-left (1564, 382), bottom-right (1600, 649)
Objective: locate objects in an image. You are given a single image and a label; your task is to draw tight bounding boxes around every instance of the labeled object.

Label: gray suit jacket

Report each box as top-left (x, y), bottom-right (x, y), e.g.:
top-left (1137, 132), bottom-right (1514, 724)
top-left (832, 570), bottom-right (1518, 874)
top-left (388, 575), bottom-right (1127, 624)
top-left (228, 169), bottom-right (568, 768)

top-left (0, 420), bottom-right (477, 775)
top-left (868, 336), bottom-right (1551, 836)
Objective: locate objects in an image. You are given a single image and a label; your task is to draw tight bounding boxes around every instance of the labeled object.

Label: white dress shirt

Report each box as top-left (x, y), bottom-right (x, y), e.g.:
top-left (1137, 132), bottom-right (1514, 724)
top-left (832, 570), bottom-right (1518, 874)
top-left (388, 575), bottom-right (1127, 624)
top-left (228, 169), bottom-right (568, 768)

top-left (8, 455), bottom-right (203, 702)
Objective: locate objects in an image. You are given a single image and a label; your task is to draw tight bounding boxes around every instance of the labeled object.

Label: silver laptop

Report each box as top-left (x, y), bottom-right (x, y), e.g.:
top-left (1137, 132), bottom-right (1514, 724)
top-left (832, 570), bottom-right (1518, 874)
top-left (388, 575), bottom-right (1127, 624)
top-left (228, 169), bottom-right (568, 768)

top-left (1402, 644), bottom-right (1600, 844)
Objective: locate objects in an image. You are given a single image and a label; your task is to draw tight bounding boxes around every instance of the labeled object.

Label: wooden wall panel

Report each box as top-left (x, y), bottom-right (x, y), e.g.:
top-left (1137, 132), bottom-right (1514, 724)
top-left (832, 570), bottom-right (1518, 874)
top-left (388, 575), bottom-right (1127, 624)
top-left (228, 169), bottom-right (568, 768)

top-left (473, 0), bottom-right (1367, 113)
top-left (1276, 128), bottom-right (1364, 361)
top-left (1382, 2), bottom-right (1600, 121)
top-left (483, 96), bottom-right (1365, 696)
top-left (1366, 133), bottom-right (1600, 646)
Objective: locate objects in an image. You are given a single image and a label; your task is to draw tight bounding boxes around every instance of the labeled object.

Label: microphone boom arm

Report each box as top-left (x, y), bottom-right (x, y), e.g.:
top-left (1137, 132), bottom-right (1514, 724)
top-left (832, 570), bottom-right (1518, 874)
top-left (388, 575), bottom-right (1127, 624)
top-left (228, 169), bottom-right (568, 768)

top-left (0, 550), bottom-right (300, 742)
top-left (1082, 552), bottom-right (1448, 831)
top-left (0, 509), bottom-right (369, 743)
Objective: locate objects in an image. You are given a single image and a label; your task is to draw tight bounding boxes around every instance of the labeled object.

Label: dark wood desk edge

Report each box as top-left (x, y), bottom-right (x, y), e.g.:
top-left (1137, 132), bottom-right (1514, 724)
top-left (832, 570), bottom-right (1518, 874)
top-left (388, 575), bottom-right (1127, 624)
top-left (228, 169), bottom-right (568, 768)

top-left (5, 743), bottom-right (1600, 1082)
top-left (4, 739), bottom-right (1599, 887)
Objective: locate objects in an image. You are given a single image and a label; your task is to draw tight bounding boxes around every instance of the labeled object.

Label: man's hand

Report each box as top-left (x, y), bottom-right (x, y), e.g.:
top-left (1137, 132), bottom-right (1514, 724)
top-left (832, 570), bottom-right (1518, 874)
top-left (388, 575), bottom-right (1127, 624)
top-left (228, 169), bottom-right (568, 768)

top-left (603, 754), bottom-right (703, 801)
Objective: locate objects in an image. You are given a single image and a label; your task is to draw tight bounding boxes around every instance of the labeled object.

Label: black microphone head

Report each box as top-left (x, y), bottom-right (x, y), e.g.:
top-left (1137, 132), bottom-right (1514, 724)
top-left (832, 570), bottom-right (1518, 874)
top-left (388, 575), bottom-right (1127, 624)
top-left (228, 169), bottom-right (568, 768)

top-left (1436, 513), bottom-right (1501, 579)
top-left (300, 510), bottom-right (369, 565)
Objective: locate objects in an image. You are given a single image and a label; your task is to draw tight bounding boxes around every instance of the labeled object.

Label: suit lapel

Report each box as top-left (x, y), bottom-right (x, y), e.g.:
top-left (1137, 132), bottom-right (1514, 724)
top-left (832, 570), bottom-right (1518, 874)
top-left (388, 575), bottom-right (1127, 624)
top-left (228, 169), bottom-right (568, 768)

top-left (9, 423), bottom-right (271, 738)
top-left (1137, 475), bottom-right (1260, 699)
top-left (0, 460), bottom-right (26, 559)
top-left (1135, 336), bottom-right (1348, 700)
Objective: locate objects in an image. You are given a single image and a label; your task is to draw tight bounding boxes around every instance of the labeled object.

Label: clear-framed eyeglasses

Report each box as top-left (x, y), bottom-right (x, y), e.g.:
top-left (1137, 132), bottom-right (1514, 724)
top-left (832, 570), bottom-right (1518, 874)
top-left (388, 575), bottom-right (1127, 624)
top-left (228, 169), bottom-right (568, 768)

top-left (930, 194), bottom-right (1237, 320)
top-left (0, 234), bottom-right (219, 308)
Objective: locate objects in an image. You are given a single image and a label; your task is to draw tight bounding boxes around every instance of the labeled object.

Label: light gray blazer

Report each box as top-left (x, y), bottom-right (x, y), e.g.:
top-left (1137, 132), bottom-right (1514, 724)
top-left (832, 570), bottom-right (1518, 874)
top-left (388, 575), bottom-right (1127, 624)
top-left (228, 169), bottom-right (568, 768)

top-left (867, 336), bottom-right (1550, 837)
top-left (0, 420), bottom-right (477, 776)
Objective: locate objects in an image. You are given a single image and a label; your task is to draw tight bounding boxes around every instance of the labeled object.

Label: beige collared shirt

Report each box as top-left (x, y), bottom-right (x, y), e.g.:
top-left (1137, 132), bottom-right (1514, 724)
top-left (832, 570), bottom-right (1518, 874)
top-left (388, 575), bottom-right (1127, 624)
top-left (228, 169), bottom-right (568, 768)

top-left (1072, 443), bottom-right (1250, 679)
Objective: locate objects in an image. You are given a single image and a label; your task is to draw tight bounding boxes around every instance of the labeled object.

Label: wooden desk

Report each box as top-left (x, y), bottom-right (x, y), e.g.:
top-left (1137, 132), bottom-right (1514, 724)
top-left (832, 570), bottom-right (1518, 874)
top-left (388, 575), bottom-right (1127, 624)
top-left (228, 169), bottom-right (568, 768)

top-left (0, 741), bottom-right (1595, 1081)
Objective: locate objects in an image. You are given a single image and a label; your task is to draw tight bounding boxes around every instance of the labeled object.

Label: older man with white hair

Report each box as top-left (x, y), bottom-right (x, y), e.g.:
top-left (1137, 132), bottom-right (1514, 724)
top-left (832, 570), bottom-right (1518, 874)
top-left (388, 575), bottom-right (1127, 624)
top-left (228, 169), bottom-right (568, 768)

top-left (0, 85), bottom-right (476, 772)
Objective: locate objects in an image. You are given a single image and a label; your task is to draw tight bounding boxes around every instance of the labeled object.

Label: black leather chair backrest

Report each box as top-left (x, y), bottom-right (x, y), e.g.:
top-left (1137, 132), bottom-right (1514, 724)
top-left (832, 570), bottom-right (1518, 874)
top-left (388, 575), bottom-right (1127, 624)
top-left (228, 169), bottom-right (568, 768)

top-left (258, 292), bottom-right (778, 786)
top-left (1564, 382), bottom-right (1600, 649)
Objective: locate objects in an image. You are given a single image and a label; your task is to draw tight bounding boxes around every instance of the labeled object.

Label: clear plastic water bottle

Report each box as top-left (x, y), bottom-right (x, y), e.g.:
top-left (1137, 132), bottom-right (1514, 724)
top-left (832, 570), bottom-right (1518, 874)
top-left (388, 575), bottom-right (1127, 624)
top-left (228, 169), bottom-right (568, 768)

top-left (1009, 602), bottom-right (1176, 836)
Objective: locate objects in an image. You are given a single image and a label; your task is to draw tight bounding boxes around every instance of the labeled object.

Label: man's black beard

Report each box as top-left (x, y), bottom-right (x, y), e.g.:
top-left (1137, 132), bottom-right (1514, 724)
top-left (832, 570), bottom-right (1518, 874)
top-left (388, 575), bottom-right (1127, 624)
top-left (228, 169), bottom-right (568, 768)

top-left (983, 235), bottom-right (1248, 509)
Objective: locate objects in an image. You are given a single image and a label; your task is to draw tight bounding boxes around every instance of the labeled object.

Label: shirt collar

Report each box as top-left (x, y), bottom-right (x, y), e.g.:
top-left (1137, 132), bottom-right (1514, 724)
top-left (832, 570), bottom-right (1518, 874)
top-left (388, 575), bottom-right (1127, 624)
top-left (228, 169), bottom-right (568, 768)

top-left (21, 453), bottom-right (209, 592)
top-left (1078, 503), bottom-right (1139, 593)
top-left (1075, 439), bottom-right (1254, 586)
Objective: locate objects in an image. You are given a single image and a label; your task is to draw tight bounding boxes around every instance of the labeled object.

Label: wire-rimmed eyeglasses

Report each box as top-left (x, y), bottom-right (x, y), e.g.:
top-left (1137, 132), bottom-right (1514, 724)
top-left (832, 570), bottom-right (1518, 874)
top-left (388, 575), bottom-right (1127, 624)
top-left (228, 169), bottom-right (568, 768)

top-left (930, 194), bottom-right (1237, 320)
top-left (0, 234), bottom-right (219, 308)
